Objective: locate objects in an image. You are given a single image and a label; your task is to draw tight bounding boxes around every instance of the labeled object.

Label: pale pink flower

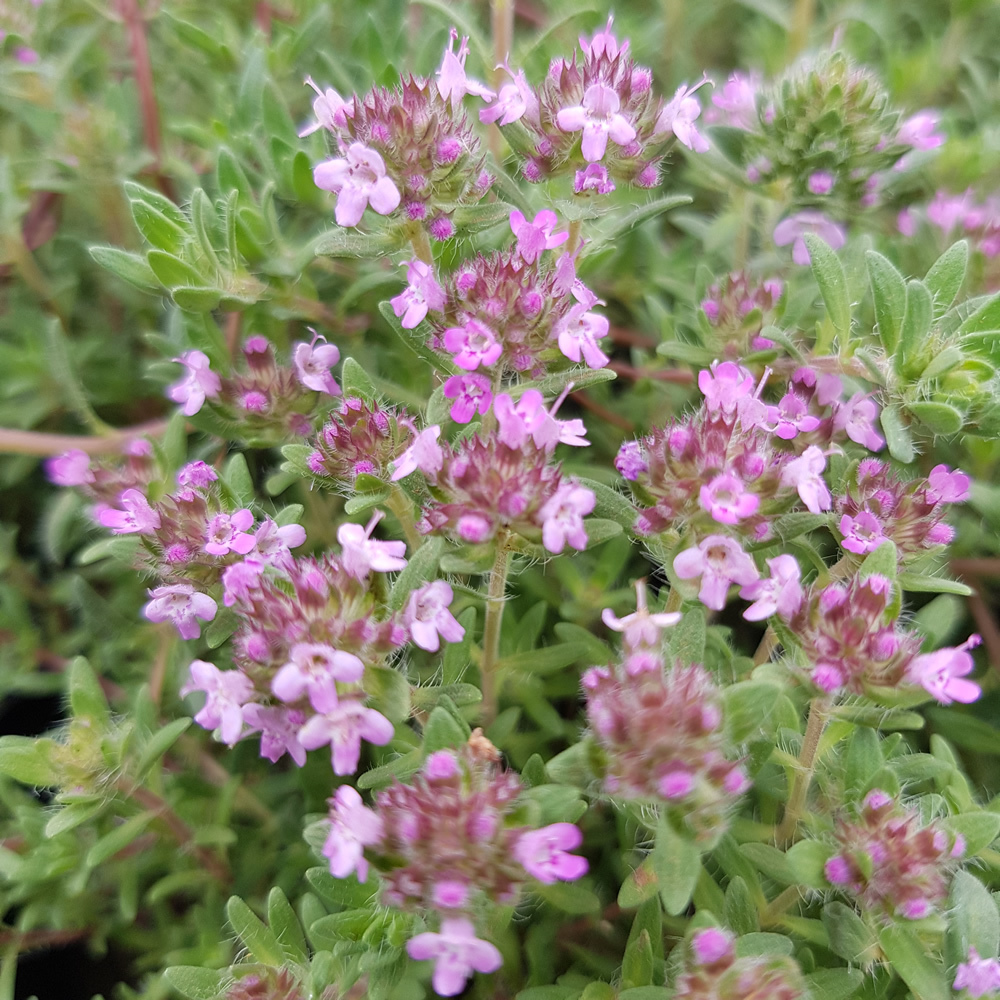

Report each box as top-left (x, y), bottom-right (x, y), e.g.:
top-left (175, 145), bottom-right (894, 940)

top-left (554, 290), bottom-right (609, 368)
top-left (926, 464), bottom-right (971, 504)
top-left (204, 509), bottom-right (256, 556)
top-left (834, 393), bottom-right (884, 451)
top-left (181, 660), bottom-right (254, 746)
top-left (299, 77), bottom-right (352, 136)
top-left (337, 510), bottom-right (408, 578)
top-left (143, 584), bottom-right (218, 640)
top-left (906, 635), bottom-right (982, 705)
top-left (494, 389), bottom-right (588, 452)
top-left (293, 334), bottom-right (341, 395)
top-left (740, 554), bottom-right (803, 621)
top-left (579, 16), bottom-right (627, 60)
top-left (513, 823), bottom-right (588, 883)
top-left (251, 519), bottom-right (306, 566)
top-left (443, 319), bottom-right (502, 370)
top-left (405, 581), bottom-right (465, 652)
top-left (655, 78), bottom-right (711, 153)
top-left (927, 189), bottom-right (974, 232)
top-left (766, 392), bottom-right (821, 439)
top-left (539, 483), bottom-right (595, 553)
top-left (221, 560), bottom-right (265, 607)
top-left (99, 489), bottom-right (161, 535)
top-left (167, 350), bottom-right (221, 416)
top-left (391, 426), bottom-right (445, 481)
top-left (659, 770), bottom-right (695, 799)
top-left (479, 65), bottom-right (536, 126)
top-left (436, 29), bottom-right (495, 111)
top-left (773, 210), bottom-right (847, 265)
top-left (556, 83), bottom-right (637, 162)
top-left (442, 375), bottom-right (491, 423)
top-left (954, 948), bottom-right (1000, 998)
top-left (711, 72), bottom-right (759, 130)
top-left (691, 928), bottom-right (734, 966)
top-left (897, 111), bottom-right (944, 151)
top-left (298, 700), bottom-right (395, 775)
top-left (574, 164), bottom-right (615, 194)
top-left (241, 704), bottom-right (307, 766)
top-left (839, 511), bottom-right (886, 554)
top-left (322, 785), bottom-right (384, 882)
top-left (808, 171), bottom-right (835, 195)
top-left (601, 596), bottom-right (680, 647)
top-left (177, 461), bottom-right (218, 488)
top-left (46, 449), bottom-right (93, 487)
top-left (673, 535), bottom-right (759, 611)
top-left (509, 210), bottom-right (568, 264)
top-left (897, 208), bottom-right (916, 237)
top-left (406, 918), bottom-right (503, 997)
top-left (314, 143), bottom-right (401, 228)
top-left (614, 440), bottom-right (647, 480)
top-left (272, 642), bottom-right (365, 713)
top-left (699, 473), bottom-right (759, 524)
top-left (697, 361), bottom-right (754, 416)
top-left (390, 260), bottom-right (446, 329)
top-left (780, 446), bottom-right (831, 514)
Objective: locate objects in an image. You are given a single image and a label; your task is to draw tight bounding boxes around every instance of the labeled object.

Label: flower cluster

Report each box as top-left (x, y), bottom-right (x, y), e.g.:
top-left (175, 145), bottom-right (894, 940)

top-left (307, 33), bottom-right (493, 233)
top-left (700, 271), bottom-right (784, 358)
top-left (487, 17), bottom-right (710, 188)
top-left (393, 389), bottom-right (595, 553)
top-left (675, 927), bottom-right (807, 999)
top-left (900, 188), bottom-right (1000, 257)
top-left (583, 587), bottom-right (748, 841)
top-left (46, 439), bottom-right (158, 516)
top-left (168, 334), bottom-right (341, 445)
top-left (320, 738), bottom-right (587, 995)
top-left (824, 789), bottom-right (964, 920)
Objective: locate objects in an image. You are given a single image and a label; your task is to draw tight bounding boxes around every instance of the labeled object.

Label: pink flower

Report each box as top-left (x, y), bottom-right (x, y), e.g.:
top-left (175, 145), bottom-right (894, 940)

top-left (767, 393), bottom-right (821, 439)
top-left (740, 554), bottom-right (803, 621)
top-left (405, 582), bottom-right (465, 652)
top-left (442, 375), bottom-right (492, 423)
top-left (46, 449), bottom-right (93, 487)
top-left (906, 635), bottom-right (982, 705)
top-left (337, 510), bottom-right (408, 578)
top-left (299, 77), bottom-right (352, 136)
top-left (655, 78), bottom-right (711, 153)
top-left (143, 584), bottom-right (218, 640)
top-left (479, 65), bottom-right (537, 126)
top-left (773, 210), bottom-right (847, 266)
top-left (659, 770), bottom-right (695, 799)
top-left (293, 334), bottom-right (341, 395)
top-left (615, 441), bottom-right (647, 480)
top-left (954, 948), bottom-right (1000, 998)
top-left (556, 83), bottom-right (637, 163)
top-left (514, 823), bottom-right (588, 883)
top-left (322, 785), bottom-right (384, 883)
top-left (494, 388), bottom-right (588, 452)
top-left (697, 361), bottom-right (754, 416)
top-left (167, 350), bottom-right (221, 416)
top-left (204, 509), bottom-right (256, 556)
top-left (699, 473), bottom-right (759, 524)
top-left (897, 208), bottom-right (916, 237)
top-left (436, 29), bottom-right (495, 112)
top-left (554, 290), bottom-right (609, 368)
top-left (424, 749), bottom-right (460, 780)
top-left (780, 446), bottom-right (831, 514)
top-left (99, 489), bottom-right (161, 535)
top-left (181, 660), bottom-right (254, 746)
top-left (579, 16), bottom-right (626, 59)
top-left (539, 483), bottom-right (595, 553)
top-left (673, 535), bottom-right (759, 611)
top-left (177, 461), bottom-right (218, 488)
top-left (839, 511), bottom-right (886, 555)
top-left (898, 111), bottom-right (944, 151)
top-left (711, 72), bottom-right (759, 130)
top-left (601, 596), bottom-right (680, 647)
top-left (825, 855), bottom-right (851, 885)
top-left (221, 560), bottom-right (264, 607)
top-left (390, 260), bottom-right (446, 329)
top-left (251, 519), bottom-right (307, 566)
top-left (834, 393), bottom-right (884, 451)
top-left (391, 426), bottom-right (445, 481)
top-left (443, 319), bottom-right (502, 370)
top-left (298, 699), bottom-right (395, 775)
top-left (807, 171), bottom-right (835, 195)
top-left (926, 464), bottom-right (970, 504)
top-left (574, 164), bottom-right (615, 194)
top-left (241, 704), bottom-right (307, 766)
top-left (509, 210), bottom-right (568, 264)
top-left (691, 928), bottom-right (734, 966)
top-left (927, 190), bottom-right (974, 232)
top-left (314, 143), bottom-right (401, 228)
top-left (406, 918), bottom-right (503, 997)
top-left (272, 642), bottom-right (365, 713)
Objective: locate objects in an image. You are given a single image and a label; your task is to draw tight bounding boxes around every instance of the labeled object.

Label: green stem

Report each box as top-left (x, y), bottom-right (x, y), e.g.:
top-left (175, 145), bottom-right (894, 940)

top-left (479, 533), bottom-right (512, 726)
top-left (0, 419), bottom-right (170, 456)
top-left (788, 0), bottom-right (815, 61)
top-left (567, 218), bottom-right (583, 256)
top-left (753, 625), bottom-right (778, 665)
top-left (406, 221), bottom-right (433, 265)
top-left (776, 697), bottom-right (830, 844)
top-left (0, 940), bottom-right (17, 1000)
top-left (388, 484), bottom-right (423, 551)
top-left (488, 0), bottom-right (514, 160)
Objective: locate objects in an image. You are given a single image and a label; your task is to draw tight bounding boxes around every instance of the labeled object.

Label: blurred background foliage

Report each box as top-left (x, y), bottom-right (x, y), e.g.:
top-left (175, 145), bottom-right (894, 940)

top-left (1, 0), bottom-right (1000, 997)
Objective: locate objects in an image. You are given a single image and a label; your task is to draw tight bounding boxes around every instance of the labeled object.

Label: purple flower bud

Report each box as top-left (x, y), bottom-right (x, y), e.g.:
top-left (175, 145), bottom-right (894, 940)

top-left (691, 927), bottom-right (734, 966)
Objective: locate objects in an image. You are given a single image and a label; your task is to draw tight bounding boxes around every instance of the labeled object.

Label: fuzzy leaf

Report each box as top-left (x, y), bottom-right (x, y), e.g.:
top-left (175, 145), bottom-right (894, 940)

top-left (949, 870), bottom-right (1000, 961)
top-left (162, 967), bottom-right (229, 1000)
top-left (655, 817), bottom-right (700, 915)
top-left (803, 969), bottom-right (864, 1000)
top-left (879, 924), bottom-right (949, 1000)
top-left (942, 812), bottom-right (1000, 855)
top-left (422, 706), bottom-right (468, 754)
top-left (866, 250), bottom-right (906, 353)
top-left (365, 666), bottom-right (411, 724)
top-left (135, 718), bottom-right (192, 778)
top-left (805, 234), bottom-right (850, 340)
top-left (86, 811), bottom-right (156, 867)
top-left (226, 896), bottom-right (285, 966)
top-left (897, 573), bottom-right (972, 596)
top-left (924, 241), bottom-right (969, 310)
top-left (821, 901), bottom-right (876, 962)
top-left (388, 535), bottom-right (444, 611)
top-left (898, 280), bottom-right (933, 377)
top-left (0, 736), bottom-right (57, 787)
top-left (341, 357), bottom-right (378, 402)
top-left (90, 246), bottom-right (160, 292)
top-left (906, 401), bottom-right (964, 435)
top-left (879, 404), bottom-right (915, 463)
top-left (267, 887), bottom-right (308, 964)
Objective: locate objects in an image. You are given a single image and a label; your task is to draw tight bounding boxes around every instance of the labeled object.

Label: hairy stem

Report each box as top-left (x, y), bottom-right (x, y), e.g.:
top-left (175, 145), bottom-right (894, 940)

top-left (487, 0), bottom-right (514, 158)
top-left (788, 0), bottom-right (816, 60)
top-left (567, 218), bottom-right (583, 256)
top-left (407, 221), bottom-right (433, 265)
top-left (480, 534), bottom-right (512, 726)
top-left (776, 697), bottom-right (830, 844)
top-left (0, 420), bottom-right (170, 456)
top-left (388, 484), bottom-right (423, 551)
top-left (753, 625), bottom-right (779, 665)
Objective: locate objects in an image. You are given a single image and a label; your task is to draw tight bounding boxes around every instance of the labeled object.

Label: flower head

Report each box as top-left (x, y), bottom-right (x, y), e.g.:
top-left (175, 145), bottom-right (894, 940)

top-left (314, 142), bottom-right (401, 228)
top-left (407, 918), bottom-right (503, 997)
top-left (293, 334), bottom-right (341, 395)
top-left (143, 584), bottom-right (218, 640)
top-left (906, 635), bottom-right (982, 705)
top-left (556, 82), bottom-right (637, 163)
top-left (337, 510), bottom-right (408, 578)
top-left (674, 535), bottom-right (759, 611)
top-left (390, 260), bottom-right (447, 329)
top-left (167, 350), bottom-right (221, 416)
top-left (323, 785), bottom-right (384, 882)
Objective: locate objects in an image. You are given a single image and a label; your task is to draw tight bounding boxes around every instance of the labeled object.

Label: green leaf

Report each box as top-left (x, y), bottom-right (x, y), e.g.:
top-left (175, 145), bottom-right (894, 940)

top-left (494, 642), bottom-right (589, 676)
top-left (670, 607), bottom-right (706, 664)
top-left (866, 250), bottom-right (906, 353)
top-left (306, 866), bottom-right (377, 910)
top-left (617, 990), bottom-right (671, 1000)
top-left (654, 817), bottom-right (700, 915)
top-left (89, 246), bottom-right (160, 292)
top-left (926, 708), bottom-right (1000, 755)
top-left (451, 200), bottom-right (515, 233)
top-left (786, 839), bottom-right (834, 889)
top-left (898, 280), bottom-right (933, 377)
top-left (618, 856), bottom-right (659, 908)
top-left (920, 345), bottom-right (965, 380)
top-left (126, 184), bottom-right (188, 253)
top-left (724, 876), bottom-right (759, 935)
top-left (845, 726), bottom-right (882, 795)
top-left (897, 573), bottom-right (972, 596)
top-left (162, 967), bottom-right (229, 1000)
top-left (821, 901), bottom-right (876, 962)
top-left (388, 536), bottom-right (443, 611)
top-left (621, 928), bottom-right (654, 990)
top-left (45, 798), bottom-right (106, 838)
top-left (942, 812), bottom-right (1000, 855)
top-left (957, 291), bottom-right (1000, 335)
top-left (879, 924), bottom-right (949, 1000)
top-left (924, 241), bottom-right (968, 310)
top-left (365, 666), bottom-right (410, 724)
top-left (0, 735), bottom-right (57, 786)
top-left (135, 718), bottom-right (192, 778)
top-left (146, 250), bottom-right (205, 289)
top-left (805, 234), bottom-right (850, 340)
top-left (735, 932), bottom-right (793, 957)
top-left (739, 843), bottom-right (797, 885)
top-left (535, 882), bottom-right (600, 914)
top-left (723, 682), bottom-right (785, 743)
top-left (410, 683), bottom-right (482, 711)
top-left (356, 749), bottom-right (424, 790)
top-left (171, 286), bottom-right (224, 311)
top-left (585, 194), bottom-right (692, 251)
top-left (803, 968), bottom-right (864, 1000)
top-left (879, 405), bottom-right (915, 463)
top-left (858, 540), bottom-right (898, 580)
top-left (86, 811), bottom-right (156, 867)
top-left (577, 478), bottom-right (636, 529)
top-left (422, 706), bottom-right (468, 754)
top-left (583, 518), bottom-right (623, 548)
top-left (69, 656), bottom-right (110, 721)
top-left (311, 228), bottom-right (398, 257)
top-left (226, 896), bottom-right (285, 966)
top-left (509, 367), bottom-right (617, 400)
top-left (906, 401), bottom-right (964, 435)
top-left (221, 453), bottom-right (254, 507)
top-left (341, 357), bottom-right (378, 402)
top-left (949, 870), bottom-right (1000, 961)
top-left (344, 490), bottom-right (389, 516)
top-left (205, 608), bottom-right (240, 649)
top-left (267, 887), bottom-right (308, 963)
